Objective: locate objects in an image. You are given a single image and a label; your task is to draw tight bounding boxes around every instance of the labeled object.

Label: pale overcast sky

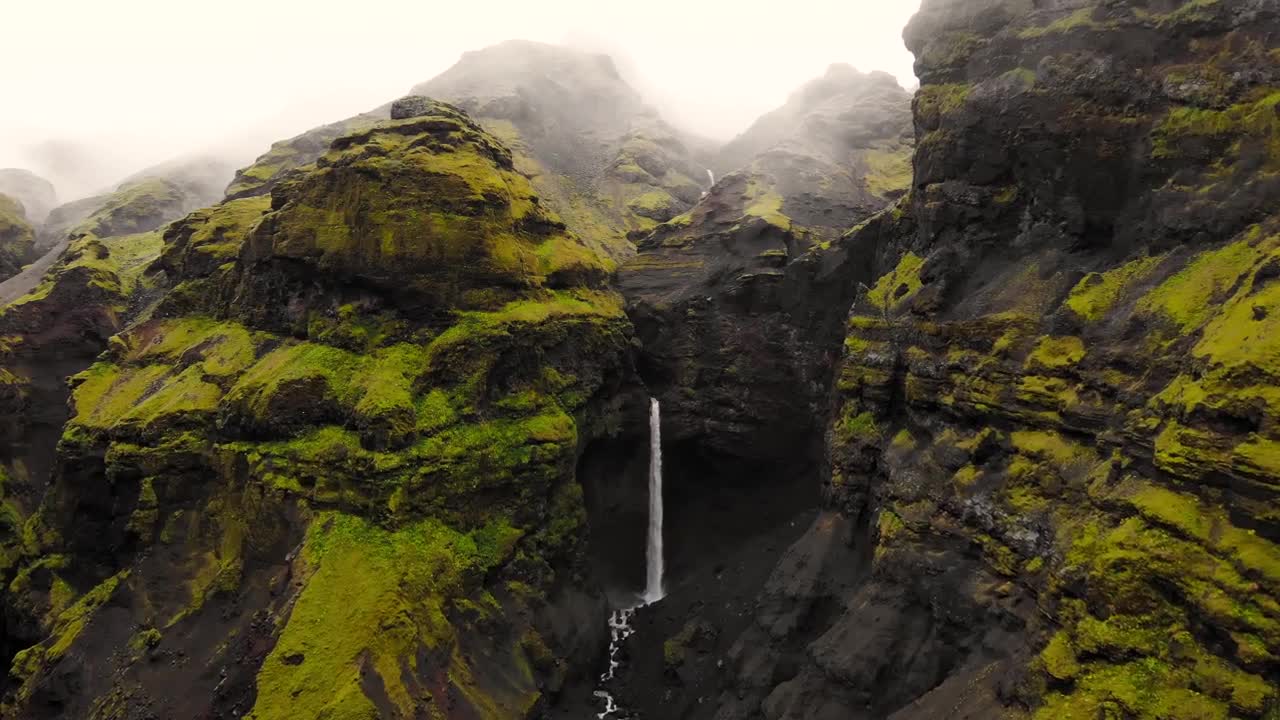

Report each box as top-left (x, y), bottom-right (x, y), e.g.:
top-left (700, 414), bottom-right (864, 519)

top-left (1, 0), bottom-right (922, 201)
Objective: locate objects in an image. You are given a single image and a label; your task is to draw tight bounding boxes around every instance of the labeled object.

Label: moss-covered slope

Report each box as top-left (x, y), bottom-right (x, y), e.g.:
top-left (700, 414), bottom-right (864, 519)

top-left (0, 195), bottom-right (36, 281)
top-left (415, 40), bottom-right (713, 260)
top-left (0, 99), bottom-right (633, 720)
top-left (224, 113), bottom-right (387, 201)
top-left (706, 2), bottom-right (1280, 718)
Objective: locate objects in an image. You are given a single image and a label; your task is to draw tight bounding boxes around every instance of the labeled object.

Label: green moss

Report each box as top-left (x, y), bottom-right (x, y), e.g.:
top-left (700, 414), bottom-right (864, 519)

top-left (1025, 336), bottom-right (1086, 370)
top-left (1153, 91), bottom-right (1280, 170)
top-left (1065, 255), bottom-right (1164, 322)
top-left (917, 84), bottom-right (972, 117)
top-left (1002, 67), bottom-right (1038, 89)
top-left (9, 571), bottom-right (130, 697)
top-left (1036, 658), bottom-right (1229, 720)
top-left (863, 147), bottom-right (913, 197)
top-left (1140, 234), bottom-right (1267, 332)
top-left (74, 178), bottom-right (185, 238)
top-left (1011, 430), bottom-right (1090, 467)
top-left (742, 177), bottom-right (790, 229)
top-left (226, 116), bottom-right (378, 199)
top-left (127, 317), bottom-right (258, 377)
top-left (1018, 8), bottom-right (1099, 38)
top-left (975, 533), bottom-right (1019, 576)
top-left (128, 628), bottom-right (162, 655)
top-left (1192, 238), bottom-right (1280, 372)
top-left (877, 510), bottom-right (906, 544)
top-left (247, 512), bottom-right (536, 719)
top-left (162, 196), bottom-right (272, 274)
top-left (1124, 482), bottom-right (1280, 588)
top-left (101, 231), bottom-right (163, 293)
top-left (626, 190), bottom-right (676, 217)
top-left (1041, 632), bottom-right (1080, 680)
top-left (866, 252), bottom-right (925, 311)
top-left (834, 407), bottom-right (879, 443)
top-left (0, 194), bottom-right (36, 273)
top-left (4, 237), bottom-right (123, 311)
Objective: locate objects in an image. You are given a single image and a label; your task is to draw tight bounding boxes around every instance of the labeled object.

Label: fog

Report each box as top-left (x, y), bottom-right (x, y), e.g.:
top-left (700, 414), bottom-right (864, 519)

top-left (1, 0), bottom-right (922, 202)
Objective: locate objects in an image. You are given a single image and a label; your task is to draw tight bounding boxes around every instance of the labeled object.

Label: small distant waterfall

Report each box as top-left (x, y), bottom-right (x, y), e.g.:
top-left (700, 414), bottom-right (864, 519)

top-left (643, 398), bottom-right (665, 604)
top-left (706, 168), bottom-right (716, 187)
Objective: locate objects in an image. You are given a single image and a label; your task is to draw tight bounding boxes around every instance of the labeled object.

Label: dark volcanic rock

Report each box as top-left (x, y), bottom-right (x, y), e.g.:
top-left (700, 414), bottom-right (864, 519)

top-left (693, 2), bottom-right (1280, 720)
top-left (389, 94), bottom-right (437, 119)
top-left (617, 67), bottom-right (912, 466)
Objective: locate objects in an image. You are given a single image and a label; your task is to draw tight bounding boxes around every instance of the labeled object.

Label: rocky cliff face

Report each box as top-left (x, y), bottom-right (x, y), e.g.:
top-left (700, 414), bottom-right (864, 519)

top-left (692, 2), bottom-right (1280, 719)
top-left (0, 98), bottom-right (637, 720)
top-left (0, 196), bottom-right (36, 281)
top-left (617, 66), bottom-right (911, 478)
top-left (0, 155), bottom-right (249, 698)
top-left (416, 40), bottom-right (713, 260)
top-left (4, 5), bottom-right (1279, 720)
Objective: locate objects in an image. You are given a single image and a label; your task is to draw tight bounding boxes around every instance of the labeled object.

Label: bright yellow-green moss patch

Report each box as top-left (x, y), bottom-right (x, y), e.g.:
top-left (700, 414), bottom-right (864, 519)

top-left (1192, 239), bottom-right (1280, 372)
top-left (1011, 430), bottom-right (1092, 467)
top-left (5, 237), bottom-right (122, 311)
top-left (1123, 482), bottom-right (1280, 588)
top-left (743, 177), bottom-right (789, 229)
top-left (834, 406), bottom-right (879, 443)
top-left (1041, 631), bottom-right (1080, 680)
top-left (1065, 255), bottom-right (1164, 322)
top-left (247, 512), bottom-right (534, 720)
top-left (867, 252), bottom-right (925, 311)
top-left (101, 231), bottom-right (163, 293)
top-left (1140, 234), bottom-right (1267, 331)
top-left (1026, 336), bottom-right (1086, 371)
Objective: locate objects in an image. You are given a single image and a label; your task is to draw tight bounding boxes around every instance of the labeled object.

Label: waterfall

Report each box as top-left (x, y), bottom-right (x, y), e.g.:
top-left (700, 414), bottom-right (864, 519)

top-left (643, 398), bottom-right (665, 604)
top-left (592, 399), bottom-right (666, 717)
top-left (706, 168), bottom-right (716, 188)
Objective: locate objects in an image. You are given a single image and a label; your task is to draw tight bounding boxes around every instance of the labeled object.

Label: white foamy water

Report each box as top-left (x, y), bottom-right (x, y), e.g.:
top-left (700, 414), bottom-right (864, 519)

top-left (595, 608), bottom-right (637, 718)
top-left (643, 397), bottom-right (665, 604)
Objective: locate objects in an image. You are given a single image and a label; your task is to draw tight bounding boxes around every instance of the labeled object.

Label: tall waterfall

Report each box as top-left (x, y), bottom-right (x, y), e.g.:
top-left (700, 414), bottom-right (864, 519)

top-left (706, 168), bottom-right (716, 188)
top-left (643, 398), bottom-right (665, 604)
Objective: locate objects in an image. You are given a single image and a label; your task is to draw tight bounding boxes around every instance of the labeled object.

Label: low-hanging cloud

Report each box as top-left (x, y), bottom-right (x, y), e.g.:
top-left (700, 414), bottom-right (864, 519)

top-left (1, 0), bottom-right (922, 202)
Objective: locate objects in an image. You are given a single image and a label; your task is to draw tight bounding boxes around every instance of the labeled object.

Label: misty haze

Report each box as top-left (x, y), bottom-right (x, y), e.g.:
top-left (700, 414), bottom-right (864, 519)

top-left (0, 1), bottom-right (1277, 720)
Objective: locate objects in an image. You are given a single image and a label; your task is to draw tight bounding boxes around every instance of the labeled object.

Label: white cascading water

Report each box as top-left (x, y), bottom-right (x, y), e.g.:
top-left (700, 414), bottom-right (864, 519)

top-left (594, 398), bottom-right (666, 718)
top-left (643, 397), bottom-right (665, 604)
top-left (706, 168), bottom-right (716, 187)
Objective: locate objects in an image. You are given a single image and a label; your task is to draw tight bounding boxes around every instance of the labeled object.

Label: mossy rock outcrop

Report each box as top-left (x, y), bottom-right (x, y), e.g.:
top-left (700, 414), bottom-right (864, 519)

top-left (415, 40), bottom-right (713, 260)
top-left (0, 99), bottom-right (634, 719)
top-left (696, 2), bottom-right (1280, 719)
top-left (224, 113), bottom-right (387, 201)
top-left (0, 195), bottom-right (36, 281)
